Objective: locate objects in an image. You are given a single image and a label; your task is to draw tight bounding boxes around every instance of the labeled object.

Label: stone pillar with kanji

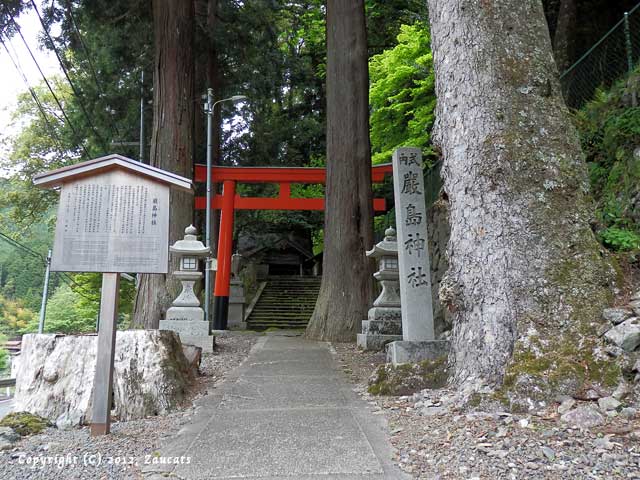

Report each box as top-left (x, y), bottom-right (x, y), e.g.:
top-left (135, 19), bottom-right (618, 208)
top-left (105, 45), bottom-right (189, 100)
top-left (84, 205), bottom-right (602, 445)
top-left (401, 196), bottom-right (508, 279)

top-left (386, 147), bottom-right (450, 365)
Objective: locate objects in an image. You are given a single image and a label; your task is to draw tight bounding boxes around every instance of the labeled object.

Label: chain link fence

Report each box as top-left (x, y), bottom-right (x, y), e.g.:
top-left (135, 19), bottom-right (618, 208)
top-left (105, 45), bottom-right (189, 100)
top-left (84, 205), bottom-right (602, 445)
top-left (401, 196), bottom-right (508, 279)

top-left (561, 4), bottom-right (640, 109)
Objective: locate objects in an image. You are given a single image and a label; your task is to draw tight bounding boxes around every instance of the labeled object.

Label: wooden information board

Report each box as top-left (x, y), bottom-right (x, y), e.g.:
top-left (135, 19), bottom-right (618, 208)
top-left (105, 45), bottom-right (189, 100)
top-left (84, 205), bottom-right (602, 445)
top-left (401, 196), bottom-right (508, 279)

top-left (52, 170), bottom-right (170, 273)
top-left (34, 154), bottom-right (191, 436)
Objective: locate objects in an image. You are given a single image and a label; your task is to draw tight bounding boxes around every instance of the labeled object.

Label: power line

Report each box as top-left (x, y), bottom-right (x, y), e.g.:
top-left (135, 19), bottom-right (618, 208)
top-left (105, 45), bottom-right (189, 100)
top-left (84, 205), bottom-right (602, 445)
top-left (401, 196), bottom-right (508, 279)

top-left (0, 33), bottom-right (73, 163)
top-left (2, 5), bottom-right (92, 160)
top-left (29, 0), bottom-right (110, 154)
top-left (66, 5), bottom-right (103, 100)
top-left (0, 230), bottom-right (44, 263)
top-left (56, 272), bottom-right (96, 301)
top-left (64, 1), bottom-right (125, 143)
top-left (0, 231), bottom-right (96, 301)
top-left (0, 235), bottom-right (95, 301)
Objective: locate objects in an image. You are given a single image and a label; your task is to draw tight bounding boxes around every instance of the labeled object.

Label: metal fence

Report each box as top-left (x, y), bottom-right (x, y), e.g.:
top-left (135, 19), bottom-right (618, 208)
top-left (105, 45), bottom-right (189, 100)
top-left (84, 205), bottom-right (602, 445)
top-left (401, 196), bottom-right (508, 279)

top-left (560, 4), bottom-right (640, 109)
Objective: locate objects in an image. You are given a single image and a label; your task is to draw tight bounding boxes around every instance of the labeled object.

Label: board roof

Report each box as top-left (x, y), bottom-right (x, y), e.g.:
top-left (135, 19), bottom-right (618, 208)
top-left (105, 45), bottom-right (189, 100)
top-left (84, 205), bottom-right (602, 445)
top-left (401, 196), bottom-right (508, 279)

top-left (33, 154), bottom-right (192, 192)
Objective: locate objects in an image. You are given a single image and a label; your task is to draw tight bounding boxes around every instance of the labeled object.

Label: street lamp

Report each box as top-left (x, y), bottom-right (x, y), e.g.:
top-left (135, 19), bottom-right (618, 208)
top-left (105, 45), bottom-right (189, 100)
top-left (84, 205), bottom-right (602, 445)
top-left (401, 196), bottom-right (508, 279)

top-left (204, 91), bottom-right (247, 333)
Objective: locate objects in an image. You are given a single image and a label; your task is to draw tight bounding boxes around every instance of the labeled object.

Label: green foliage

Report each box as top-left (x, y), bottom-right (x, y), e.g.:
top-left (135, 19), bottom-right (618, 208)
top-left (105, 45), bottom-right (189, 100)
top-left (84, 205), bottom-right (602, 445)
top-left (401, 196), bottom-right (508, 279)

top-left (34, 284), bottom-right (94, 334)
top-left (0, 81), bottom-right (78, 229)
top-left (365, 0), bottom-right (429, 55)
top-left (599, 227), bottom-right (640, 251)
top-left (69, 272), bottom-right (135, 329)
top-left (0, 296), bottom-right (37, 336)
top-left (1, 0), bottom-right (434, 272)
top-left (574, 71), bottom-right (640, 252)
top-left (0, 203), bottom-right (57, 313)
top-left (0, 0), bottom-right (152, 229)
top-left (369, 23), bottom-right (436, 165)
top-left (27, 274), bottom-right (135, 335)
top-left (0, 334), bottom-right (8, 373)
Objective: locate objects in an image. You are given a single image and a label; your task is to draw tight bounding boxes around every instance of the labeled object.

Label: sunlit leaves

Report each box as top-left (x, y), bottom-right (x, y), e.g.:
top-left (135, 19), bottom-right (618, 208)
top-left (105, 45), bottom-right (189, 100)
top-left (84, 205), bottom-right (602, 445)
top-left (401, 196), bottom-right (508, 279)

top-left (369, 23), bottom-right (436, 165)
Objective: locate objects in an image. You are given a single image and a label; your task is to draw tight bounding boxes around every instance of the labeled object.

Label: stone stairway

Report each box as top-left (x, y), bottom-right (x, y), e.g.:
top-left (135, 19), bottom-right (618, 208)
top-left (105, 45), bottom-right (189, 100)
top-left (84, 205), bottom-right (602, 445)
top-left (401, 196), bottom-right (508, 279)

top-left (246, 276), bottom-right (321, 330)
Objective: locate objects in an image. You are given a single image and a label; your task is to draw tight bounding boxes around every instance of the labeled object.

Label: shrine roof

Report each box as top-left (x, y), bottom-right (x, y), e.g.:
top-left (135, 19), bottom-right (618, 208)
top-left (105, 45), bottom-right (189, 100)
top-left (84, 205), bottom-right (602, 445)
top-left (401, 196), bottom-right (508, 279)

top-left (33, 154), bottom-right (192, 192)
top-left (241, 235), bottom-right (314, 260)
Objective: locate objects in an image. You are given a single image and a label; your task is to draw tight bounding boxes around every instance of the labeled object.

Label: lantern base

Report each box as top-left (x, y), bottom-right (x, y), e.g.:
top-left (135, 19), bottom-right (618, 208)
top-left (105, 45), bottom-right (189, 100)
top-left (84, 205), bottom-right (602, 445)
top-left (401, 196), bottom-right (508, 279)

top-left (160, 306), bottom-right (209, 337)
top-left (160, 319), bottom-right (210, 337)
top-left (357, 333), bottom-right (402, 351)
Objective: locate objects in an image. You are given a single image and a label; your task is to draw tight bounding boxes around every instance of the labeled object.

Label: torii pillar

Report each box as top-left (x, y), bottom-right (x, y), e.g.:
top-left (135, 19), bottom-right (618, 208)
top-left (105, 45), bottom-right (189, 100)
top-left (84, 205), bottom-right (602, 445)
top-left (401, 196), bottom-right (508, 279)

top-left (213, 180), bottom-right (236, 330)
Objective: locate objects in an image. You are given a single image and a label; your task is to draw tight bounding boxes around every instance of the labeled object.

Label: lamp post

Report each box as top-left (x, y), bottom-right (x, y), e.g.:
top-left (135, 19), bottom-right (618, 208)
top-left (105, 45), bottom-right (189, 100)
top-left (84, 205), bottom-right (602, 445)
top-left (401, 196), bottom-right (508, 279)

top-left (204, 91), bottom-right (247, 333)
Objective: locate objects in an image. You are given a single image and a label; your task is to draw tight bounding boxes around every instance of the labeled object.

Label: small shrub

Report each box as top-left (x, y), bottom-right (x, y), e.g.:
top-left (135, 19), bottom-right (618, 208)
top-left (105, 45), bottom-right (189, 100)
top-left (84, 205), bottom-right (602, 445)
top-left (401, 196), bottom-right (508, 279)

top-left (0, 344), bottom-right (7, 373)
top-left (599, 227), bottom-right (640, 251)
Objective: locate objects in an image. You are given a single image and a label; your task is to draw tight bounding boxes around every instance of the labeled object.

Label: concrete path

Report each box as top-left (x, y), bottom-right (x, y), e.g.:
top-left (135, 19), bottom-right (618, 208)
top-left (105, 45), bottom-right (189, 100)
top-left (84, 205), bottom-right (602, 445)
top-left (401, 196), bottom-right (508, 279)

top-left (145, 333), bottom-right (408, 480)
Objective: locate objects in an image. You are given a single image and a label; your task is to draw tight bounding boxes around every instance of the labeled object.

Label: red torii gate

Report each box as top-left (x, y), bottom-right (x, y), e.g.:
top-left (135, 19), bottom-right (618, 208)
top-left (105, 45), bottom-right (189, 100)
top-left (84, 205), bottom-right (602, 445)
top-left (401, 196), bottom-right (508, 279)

top-left (194, 163), bottom-right (393, 329)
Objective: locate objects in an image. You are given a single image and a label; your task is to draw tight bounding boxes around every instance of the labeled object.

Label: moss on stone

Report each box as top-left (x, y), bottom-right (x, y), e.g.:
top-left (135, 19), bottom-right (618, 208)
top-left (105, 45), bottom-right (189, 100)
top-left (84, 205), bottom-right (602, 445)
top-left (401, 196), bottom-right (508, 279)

top-left (368, 357), bottom-right (448, 396)
top-left (498, 331), bottom-right (622, 408)
top-left (0, 412), bottom-right (51, 436)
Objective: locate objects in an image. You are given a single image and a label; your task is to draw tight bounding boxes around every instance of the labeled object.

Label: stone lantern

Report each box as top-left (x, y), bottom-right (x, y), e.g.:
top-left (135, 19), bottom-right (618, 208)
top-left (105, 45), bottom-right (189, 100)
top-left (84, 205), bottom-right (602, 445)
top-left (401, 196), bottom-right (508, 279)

top-left (159, 225), bottom-right (210, 338)
top-left (357, 227), bottom-right (403, 351)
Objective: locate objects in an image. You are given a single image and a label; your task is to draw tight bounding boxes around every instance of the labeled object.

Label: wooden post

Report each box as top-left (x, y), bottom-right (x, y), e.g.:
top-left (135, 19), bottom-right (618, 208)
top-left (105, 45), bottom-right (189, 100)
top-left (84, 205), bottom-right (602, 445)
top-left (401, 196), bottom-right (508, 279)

top-left (90, 272), bottom-right (120, 436)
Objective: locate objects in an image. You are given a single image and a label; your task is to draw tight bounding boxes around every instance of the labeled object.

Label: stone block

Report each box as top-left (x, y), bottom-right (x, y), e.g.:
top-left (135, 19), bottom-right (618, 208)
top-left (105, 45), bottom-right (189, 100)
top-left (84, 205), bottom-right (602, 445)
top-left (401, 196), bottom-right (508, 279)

top-left (228, 303), bottom-right (246, 330)
top-left (230, 280), bottom-right (245, 298)
top-left (160, 319), bottom-right (210, 337)
top-left (368, 306), bottom-right (401, 322)
top-left (385, 340), bottom-right (450, 365)
top-left (356, 333), bottom-right (402, 351)
top-left (180, 335), bottom-right (215, 354)
top-left (362, 318), bottom-right (402, 336)
top-left (602, 308), bottom-right (634, 325)
top-left (13, 331), bottom-right (194, 428)
top-left (604, 317), bottom-right (640, 352)
top-left (165, 306), bottom-right (204, 322)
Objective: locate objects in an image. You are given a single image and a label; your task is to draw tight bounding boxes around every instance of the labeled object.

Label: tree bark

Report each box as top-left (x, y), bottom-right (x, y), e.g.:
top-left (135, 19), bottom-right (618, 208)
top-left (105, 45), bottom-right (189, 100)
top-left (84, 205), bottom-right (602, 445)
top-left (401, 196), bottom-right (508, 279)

top-left (133, 0), bottom-right (196, 329)
top-left (426, 0), bottom-right (616, 394)
top-left (305, 0), bottom-right (374, 342)
top-left (207, 0), bottom-right (222, 255)
top-left (552, 0), bottom-right (577, 73)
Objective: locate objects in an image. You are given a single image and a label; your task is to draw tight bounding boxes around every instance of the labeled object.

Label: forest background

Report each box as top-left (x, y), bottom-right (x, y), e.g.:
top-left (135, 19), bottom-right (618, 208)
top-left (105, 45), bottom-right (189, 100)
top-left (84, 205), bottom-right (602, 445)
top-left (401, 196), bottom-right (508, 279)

top-left (0, 0), bottom-right (638, 373)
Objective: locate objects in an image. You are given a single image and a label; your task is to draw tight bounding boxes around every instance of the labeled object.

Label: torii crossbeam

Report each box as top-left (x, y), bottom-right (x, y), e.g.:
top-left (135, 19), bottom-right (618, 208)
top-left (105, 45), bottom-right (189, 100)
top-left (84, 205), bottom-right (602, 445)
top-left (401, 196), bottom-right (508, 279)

top-left (194, 163), bottom-right (393, 329)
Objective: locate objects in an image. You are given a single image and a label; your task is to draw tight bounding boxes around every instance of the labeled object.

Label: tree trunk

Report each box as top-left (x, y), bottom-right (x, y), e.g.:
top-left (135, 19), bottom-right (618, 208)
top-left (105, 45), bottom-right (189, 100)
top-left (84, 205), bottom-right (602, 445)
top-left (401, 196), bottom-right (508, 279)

top-left (426, 0), bottom-right (616, 396)
top-left (305, 0), bottom-right (374, 342)
top-left (552, 0), bottom-right (577, 73)
top-left (133, 0), bottom-right (196, 329)
top-left (207, 0), bottom-right (222, 256)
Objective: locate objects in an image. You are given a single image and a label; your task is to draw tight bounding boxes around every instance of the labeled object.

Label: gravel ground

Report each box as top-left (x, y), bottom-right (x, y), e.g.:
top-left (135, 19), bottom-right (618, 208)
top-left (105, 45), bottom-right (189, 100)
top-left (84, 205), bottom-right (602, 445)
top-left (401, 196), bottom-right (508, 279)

top-left (333, 342), bottom-right (640, 480)
top-left (0, 332), bottom-right (257, 480)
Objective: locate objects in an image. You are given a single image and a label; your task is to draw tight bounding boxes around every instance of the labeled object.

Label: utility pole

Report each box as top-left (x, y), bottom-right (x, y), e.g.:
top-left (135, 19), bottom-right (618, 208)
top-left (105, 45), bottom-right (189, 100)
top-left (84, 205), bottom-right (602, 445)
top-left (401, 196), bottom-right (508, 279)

top-left (203, 93), bottom-right (247, 332)
top-left (204, 88), bottom-right (214, 332)
top-left (139, 70), bottom-right (145, 163)
top-left (38, 250), bottom-right (52, 334)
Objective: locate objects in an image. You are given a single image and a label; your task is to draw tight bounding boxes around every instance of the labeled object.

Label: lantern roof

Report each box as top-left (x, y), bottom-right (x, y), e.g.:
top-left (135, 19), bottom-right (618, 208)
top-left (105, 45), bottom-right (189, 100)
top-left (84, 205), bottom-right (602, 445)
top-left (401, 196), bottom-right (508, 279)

top-left (170, 225), bottom-right (210, 256)
top-left (366, 227), bottom-right (398, 258)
